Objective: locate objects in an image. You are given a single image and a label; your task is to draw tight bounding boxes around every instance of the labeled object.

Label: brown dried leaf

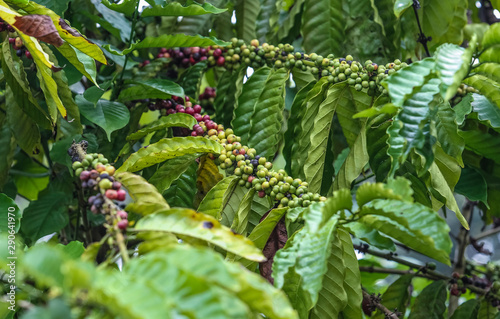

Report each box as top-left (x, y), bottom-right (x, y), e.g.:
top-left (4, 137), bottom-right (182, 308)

top-left (59, 19), bottom-right (84, 38)
top-left (259, 211), bottom-right (288, 284)
top-left (14, 15), bottom-right (63, 47)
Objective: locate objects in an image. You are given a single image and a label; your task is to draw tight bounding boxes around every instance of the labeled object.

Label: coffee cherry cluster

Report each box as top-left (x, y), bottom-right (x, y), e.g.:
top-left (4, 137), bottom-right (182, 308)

top-left (154, 38), bottom-right (409, 96)
top-left (0, 18), bottom-right (15, 33)
top-left (451, 83), bottom-right (478, 106)
top-left (198, 87), bottom-right (216, 113)
top-left (69, 144), bottom-right (130, 232)
top-left (147, 95), bottom-right (217, 136)
top-left (8, 36), bottom-right (32, 59)
top-left (146, 96), bottom-right (328, 208)
top-left (157, 47), bottom-right (209, 67)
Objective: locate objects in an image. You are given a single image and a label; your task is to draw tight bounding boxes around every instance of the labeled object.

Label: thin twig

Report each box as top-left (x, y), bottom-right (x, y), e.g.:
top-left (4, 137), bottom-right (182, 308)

top-left (362, 290), bottom-right (400, 319)
top-left (359, 266), bottom-right (440, 280)
top-left (412, 0), bottom-right (431, 57)
top-left (449, 200), bottom-right (474, 315)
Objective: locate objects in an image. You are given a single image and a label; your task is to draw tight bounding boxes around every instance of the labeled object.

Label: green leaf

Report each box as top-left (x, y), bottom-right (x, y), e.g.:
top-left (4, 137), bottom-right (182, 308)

top-left (460, 129), bottom-right (500, 164)
top-left (482, 22), bottom-right (500, 49)
top-left (88, 0), bottom-right (131, 42)
top-left (197, 176), bottom-right (240, 220)
top-left (117, 137), bottom-right (223, 173)
top-left (235, 0), bottom-right (260, 42)
top-left (333, 122), bottom-right (369, 190)
top-left (246, 207), bottom-right (287, 249)
top-left (408, 281), bottom-right (447, 318)
top-left (301, 0), bottom-right (344, 57)
top-left (373, 275), bottom-right (412, 319)
top-left (278, 0), bottom-right (305, 42)
top-left (179, 60), bottom-right (207, 98)
top-left (422, 0), bottom-right (467, 46)
top-left (455, 94), bottom-right (473, 125)
top-left (386, 77), bottom-right (441, 177)
top-left (1, 40), bottom-right (51, 129)
top-left (337, 228), bottom-right (363, 319)
top-left (194, 156), bottom-right (224, 208)
top-left (221, 186), bottom-right (249, 227)
top-left (129, 247), bottom-right (298, 319)
top-left (142, 0), bottom-right (226, 17)
top-left (474, 63), bottom-right (500, 84)
top-left (303, 84), bottom-right (342, 193)
top-left (232, 67), bottom-right (272, 143)
top-left (356, 182), bottom-right (403, 208)
top-left (21, 298), bottom-right (72, 319)
top-left (478, 299), bottom-right (499, 319)
top-left (464, 75), bottom-right (500, 110)
top-left (56, 43), bottom-right (99, 87)
top-left (103, 34), bottom-right (230, 56)
top-left (127, 113), bottom-right (197, 141)
top-left (382, 57), bottom-right (435, 107)
top-left (20, 192), bottom-right (70, 243)
top-left (134, 208), bottom-right (266, 262)
top-left (149, 154), bottom-right (200, 194)
top-left (428, 149), bottom-right (468, 228)
top-left (309, 229), bottom-right (347, 319)
top-left (0, 194), bottom-right (21, 234)
top-left (76, 96), bottom-right (130, 141)
top-left (101, 0), bottom-right (139, 16)
top-left (366, 116), bottom-right (392, 182)
top-left (58, 241), bottom-right (85, 259)
top-left (283, 81), bottom-right (316, 174)
top-left (471, 93), bottom-right (500, 129)
top-left (360, 199), bottom-right (452, 265)
top-left (455, 167), bottom-right (488, 206)
top-left (273, 215), bottom-right (339, 318)
top-left (435, 43), bottom-right (473, 101)
top-left (248, 68), bottom-right (289, 159)
top-left (256, 0), bottom-right (276, 42)
top-left (342, 222), bottom-right (396, 251)
top-left (230, 188), bottom-right (257, 235)
top-left (436, 103), bottom-right (465, 166)
top-left (450, 299), bottom-right (479, 319)
top-left (163, 161), bottom-right (198, 208)
top-left (293, 78), bottom-right (330, 178)
top-left (394, 0), bottom-right (413, 17)
top-left (5, 86), bottom-right (41, 154)
top-left (119, 79), bottom-right (184, 101)
top-left (214, 67), bottom-right (246, 128)
top-left (116, 172), bottom-right (169, 215)
top-left (0, 121), bottom-right (15, 191)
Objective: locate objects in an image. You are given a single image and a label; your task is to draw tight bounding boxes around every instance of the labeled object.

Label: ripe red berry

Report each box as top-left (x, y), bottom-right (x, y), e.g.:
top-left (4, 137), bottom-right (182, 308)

top-left (203, 115), bottom-right (211, 122)
top-left (194, 113), bottom-right (203, 121)
top-left (216, 56), bottom-right (225, 66)
top-left (116, 189), bottom-right (126, 201)
top-left (117, 220), bottom-right (128, 230)
top-left (117, 210), bottom-right (128, 219)
top-left (258, 191), bottom-right (266, 198)
top-left (25, 50), bottom-right (32, 59)
top-left (193, 104), bottom-right (202, 113)
top-left (143, 60), bottom-right (150, 66)
top-left (185, 107), bottom-right (195, 115)
top-left (105, 189), bottom-right (118, 200)
top-left (8, 38), bottom-right (15, 44)
top-left (213, 48), bottom-right (222, 57)
top-left (167, 109), bottom-right (176, 115)
top-left (191, 131), bottom-right (198, 136)
top-left (112, 181), bottom-right (122, 190)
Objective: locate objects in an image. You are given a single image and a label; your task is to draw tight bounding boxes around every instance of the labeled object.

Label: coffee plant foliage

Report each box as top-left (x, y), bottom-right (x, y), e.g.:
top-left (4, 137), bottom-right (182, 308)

top-left (1, 0), bottom-right (500, 318)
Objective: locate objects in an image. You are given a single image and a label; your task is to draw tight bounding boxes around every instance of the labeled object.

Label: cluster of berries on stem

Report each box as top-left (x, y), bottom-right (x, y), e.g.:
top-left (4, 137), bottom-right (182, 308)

top-left (68, 142), bottom-right (129, 232)
top-left (150, 97), bottom-right (327, 208)
top-left (152, 38), bottom-right (410, 96)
